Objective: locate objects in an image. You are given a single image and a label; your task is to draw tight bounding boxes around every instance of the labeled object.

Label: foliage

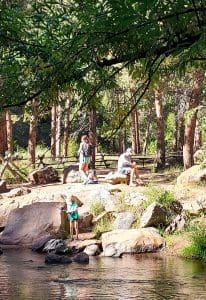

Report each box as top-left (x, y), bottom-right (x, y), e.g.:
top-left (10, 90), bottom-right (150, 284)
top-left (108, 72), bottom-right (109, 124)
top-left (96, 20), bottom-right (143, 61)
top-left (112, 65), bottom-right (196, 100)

top-left (89, 201), bottom-right (105, 217)
top-left (145, 185), bottom-right (175, 208)
top-left (66, 139), bottom-right (78, 158)
top-left (93, 215), bottom-right (113, 238)
top-left (182, 225), bottom-right (206, 261)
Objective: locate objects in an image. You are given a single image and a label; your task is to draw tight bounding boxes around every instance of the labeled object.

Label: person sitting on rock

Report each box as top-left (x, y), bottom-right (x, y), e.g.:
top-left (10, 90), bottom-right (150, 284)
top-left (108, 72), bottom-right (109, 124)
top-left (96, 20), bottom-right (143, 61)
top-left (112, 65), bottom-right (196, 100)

top-left (117, 148), bottom-right (142, 186)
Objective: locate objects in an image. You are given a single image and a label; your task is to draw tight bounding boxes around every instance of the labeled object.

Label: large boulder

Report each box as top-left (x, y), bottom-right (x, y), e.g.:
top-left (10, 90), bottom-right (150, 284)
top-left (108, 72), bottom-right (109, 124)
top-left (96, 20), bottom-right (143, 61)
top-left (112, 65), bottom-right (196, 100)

top-left (176, 165), bottom-right (206, 185)
top-left (140, 202), bottom-right (167, 228)
top-left (101, 228), bottom-right (165, 257)
top-left (29, 166), bottom-right (59, 184)
top-left (182, 200), bottom-right (206, 216)
top-left (89, 187), bottom-right (116, 212)
top-left (0, 200), bottom-right (19, 229)
top-left (104, 171), bottom-right (129, 185)
top-left (0, 202), bottom-right (67, 246)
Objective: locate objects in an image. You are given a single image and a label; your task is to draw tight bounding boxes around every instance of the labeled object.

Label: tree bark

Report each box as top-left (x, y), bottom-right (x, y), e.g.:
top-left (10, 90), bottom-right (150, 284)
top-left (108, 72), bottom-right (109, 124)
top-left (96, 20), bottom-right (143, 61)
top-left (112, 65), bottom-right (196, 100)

top-left (183, 68), bottom-right (204, 169)
top-left (56, 103), bottom-right (61, 158)
top-left (172, 108), bottom-right (178, 152)
top-left (6, 110), bottom-right (13, 154)
top-left (131, 100), bottom-right (141, 154)
top-left (194, 117), bottom-right (202, 152)
top-left (28, 99), bottom-right (38, 167)
top-left (142, 108), bottom-right (152, 155)
top-left (89, 109), bottom-right (97, 169)
top-left (63, 98), bottom-right (70, 157)
top-left (154, 87), bottom-right (165, 170)
top-left (0, 112), bottom-right (7, 156)
top-left (51, 105), bottom-right (57, 160)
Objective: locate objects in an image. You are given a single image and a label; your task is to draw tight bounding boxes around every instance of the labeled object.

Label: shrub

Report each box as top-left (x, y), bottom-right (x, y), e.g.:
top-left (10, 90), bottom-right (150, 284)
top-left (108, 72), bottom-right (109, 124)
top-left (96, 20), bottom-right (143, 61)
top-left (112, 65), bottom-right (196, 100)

top-left (93, 215), bottom-right (113, 238)
top-left (145, 185), bottom-right (175, 208)
top-left (90, 201), bottom-right (105, 217)
top-left (182, 226), bottom-right (206, 260)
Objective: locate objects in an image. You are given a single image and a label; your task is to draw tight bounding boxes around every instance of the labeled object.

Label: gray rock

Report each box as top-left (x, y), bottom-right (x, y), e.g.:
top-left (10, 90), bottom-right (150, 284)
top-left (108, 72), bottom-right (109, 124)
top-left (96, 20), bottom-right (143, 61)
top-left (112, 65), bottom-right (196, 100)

top-left (113, 212), bottom-right (135, 230)
top-left (83, 244), bottom-right (101, 256)
top-left (29, 166), bottom-right (59, 184)
top-left (89, 188), bottom-right (116, 212)
top-left (43, 239), bottom-right (67, 254)
top-left (140, 202), bottom-right (167, 228)
top-left (45, 254), bottom-right (72, 264)
top-left (73, 252), bottom-right (89, 264)
top-left (32, 236), bottom-right (53, 252)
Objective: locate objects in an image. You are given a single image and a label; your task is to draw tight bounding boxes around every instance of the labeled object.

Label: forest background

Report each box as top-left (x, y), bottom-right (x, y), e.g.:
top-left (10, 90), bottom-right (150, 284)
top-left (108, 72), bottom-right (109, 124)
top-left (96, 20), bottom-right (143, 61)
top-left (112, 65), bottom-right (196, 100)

top-left (0, 0), bottom-right (206, 174)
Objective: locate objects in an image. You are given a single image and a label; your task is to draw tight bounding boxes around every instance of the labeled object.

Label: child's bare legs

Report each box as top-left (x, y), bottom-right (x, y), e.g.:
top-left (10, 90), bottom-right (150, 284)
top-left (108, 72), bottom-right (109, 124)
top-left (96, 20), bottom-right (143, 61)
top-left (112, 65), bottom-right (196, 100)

top-left (74, 220), bottom-right (79, 240)
top-left (70, 221), bottom-right (74, 240)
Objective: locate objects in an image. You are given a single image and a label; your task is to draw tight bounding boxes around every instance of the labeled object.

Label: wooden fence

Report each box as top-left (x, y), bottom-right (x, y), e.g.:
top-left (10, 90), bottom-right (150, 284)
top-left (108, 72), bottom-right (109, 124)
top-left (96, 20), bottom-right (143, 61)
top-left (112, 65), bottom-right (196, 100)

top-left (0, 152), bottom-right (183, 182)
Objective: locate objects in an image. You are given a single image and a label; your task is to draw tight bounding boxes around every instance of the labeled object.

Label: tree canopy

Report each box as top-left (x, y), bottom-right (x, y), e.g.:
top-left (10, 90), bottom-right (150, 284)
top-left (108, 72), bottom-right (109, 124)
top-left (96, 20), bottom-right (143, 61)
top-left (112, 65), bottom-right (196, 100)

top-left (0, 0), bottom-right (206, 109)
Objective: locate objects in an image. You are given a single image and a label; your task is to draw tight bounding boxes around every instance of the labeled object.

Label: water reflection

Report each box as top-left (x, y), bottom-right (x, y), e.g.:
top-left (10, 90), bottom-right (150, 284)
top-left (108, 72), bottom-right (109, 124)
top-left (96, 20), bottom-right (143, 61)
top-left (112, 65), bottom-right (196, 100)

top-left (0, 250), bottom-right (206, 299)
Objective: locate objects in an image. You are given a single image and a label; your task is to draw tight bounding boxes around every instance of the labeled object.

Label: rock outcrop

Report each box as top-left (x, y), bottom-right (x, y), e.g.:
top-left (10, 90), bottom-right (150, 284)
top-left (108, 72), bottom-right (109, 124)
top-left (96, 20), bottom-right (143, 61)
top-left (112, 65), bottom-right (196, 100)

top-left (0, 202), bottom-right (67, 246)
top-left (101, 228), bottom-right (165, 257)
top-left (140, 202), bottom-right (167, 228)
top-left (29, 166), bottom-right (59, 184)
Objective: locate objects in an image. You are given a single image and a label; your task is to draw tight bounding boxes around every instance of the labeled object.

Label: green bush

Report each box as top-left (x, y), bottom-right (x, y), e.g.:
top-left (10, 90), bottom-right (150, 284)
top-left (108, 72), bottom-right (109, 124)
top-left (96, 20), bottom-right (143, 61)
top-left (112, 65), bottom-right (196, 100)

top-left (93, 215), bottom-right (113, 238)
top-left (90, 201), bottom-right (105, 217)
top-left (182, 226), bottom-right (206, 260)
top-left (145, 185), bottom-right (175, 208)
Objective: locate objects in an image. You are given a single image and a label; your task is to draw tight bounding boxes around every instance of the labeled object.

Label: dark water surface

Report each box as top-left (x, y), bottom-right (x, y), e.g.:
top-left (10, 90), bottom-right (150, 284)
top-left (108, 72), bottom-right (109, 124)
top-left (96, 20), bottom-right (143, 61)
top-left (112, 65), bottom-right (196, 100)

top-left (0, 250), bottom-right (206, 299)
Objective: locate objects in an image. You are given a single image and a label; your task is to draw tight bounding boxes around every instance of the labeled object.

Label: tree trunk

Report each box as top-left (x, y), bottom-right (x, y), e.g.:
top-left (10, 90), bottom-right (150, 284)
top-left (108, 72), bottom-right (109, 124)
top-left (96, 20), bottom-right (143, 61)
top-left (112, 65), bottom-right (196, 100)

top-left (142, 108), bottom-right (152, 155)
top-left (172, 108), bottom-right (178, 152)
top-left (88, 109), bottom-right (97, 169)
top-left (51, 105), bottom-right (57, 160)
top-left (194, 117), bottom-right (202, 152)
top-left (6, 110), bottom-right (13, 154)
top-left (63, 99), bottom-right (70, 157)
top-left (0, 112), bottom-right (7, 156)
top-left (28, 99), bottom-right (38, 167)
top-left (183, 68), bottom-right (204, 169)
top-left (131, 105), bottom-right (141, 154)
top-left (154, 87), bottom-right (165, 170)
top-left (56, 103), bottom-right (61, 158)
top-left (178, 113), bottom-right (185, 151)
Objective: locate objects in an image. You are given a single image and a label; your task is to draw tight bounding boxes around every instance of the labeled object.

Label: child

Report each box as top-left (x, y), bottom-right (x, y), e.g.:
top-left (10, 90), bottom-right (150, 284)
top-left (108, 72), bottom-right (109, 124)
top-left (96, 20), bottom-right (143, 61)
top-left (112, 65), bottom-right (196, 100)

top-left (67, 196), bottom-right (79, 241)
top-left (87, 169), bottom-right (98, 184)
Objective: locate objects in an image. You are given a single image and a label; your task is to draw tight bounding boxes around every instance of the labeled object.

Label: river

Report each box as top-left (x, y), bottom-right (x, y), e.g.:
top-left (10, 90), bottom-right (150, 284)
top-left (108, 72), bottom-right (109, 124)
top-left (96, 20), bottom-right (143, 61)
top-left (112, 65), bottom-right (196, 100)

top-left (0, 249), bottom-right (206, 299)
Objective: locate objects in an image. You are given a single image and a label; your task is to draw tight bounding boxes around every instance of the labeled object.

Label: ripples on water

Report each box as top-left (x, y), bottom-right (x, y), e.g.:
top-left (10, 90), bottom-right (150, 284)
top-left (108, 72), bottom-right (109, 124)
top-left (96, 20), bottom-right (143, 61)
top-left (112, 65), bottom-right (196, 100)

top-left (0, 250), bottom-right (206, 299)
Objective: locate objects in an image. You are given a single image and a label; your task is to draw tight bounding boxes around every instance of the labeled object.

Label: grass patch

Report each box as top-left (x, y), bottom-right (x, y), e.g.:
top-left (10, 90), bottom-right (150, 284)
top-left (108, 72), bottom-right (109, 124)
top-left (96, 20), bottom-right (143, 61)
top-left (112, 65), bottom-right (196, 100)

top-left (182, 225), bottom-right (206, 260)
top-left (145, 184), bottom-right (175, 208)
top-left (90, 201), bottom-right (105, 217)
top-left (93, 214), bottom-right (114, 238)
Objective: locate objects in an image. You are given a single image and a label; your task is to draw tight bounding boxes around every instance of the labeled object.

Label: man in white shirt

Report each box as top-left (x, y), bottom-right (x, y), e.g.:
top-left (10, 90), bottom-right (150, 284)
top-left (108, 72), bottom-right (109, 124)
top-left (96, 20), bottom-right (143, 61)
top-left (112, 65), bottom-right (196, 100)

top-left (118, 148), bottom-right (140, 186)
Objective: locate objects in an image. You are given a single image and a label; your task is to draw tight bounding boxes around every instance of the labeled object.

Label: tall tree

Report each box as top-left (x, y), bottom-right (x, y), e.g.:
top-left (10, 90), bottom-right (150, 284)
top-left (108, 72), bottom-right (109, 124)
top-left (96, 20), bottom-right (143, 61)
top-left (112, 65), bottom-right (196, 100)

top-left (183, 68), bottom-right (205, 169)
top-left (154, 87), bottom-right (165, 169)
top-left (63, 98), bottom-right (70, 157)
top-left (0, 112), bottom-right (7, 156)
top-left (51, 105), bottom-right (57, 160)
top-left (28, 99), bottom-right (38, 167)
top-left (6, 110), bottom-right (13, 154)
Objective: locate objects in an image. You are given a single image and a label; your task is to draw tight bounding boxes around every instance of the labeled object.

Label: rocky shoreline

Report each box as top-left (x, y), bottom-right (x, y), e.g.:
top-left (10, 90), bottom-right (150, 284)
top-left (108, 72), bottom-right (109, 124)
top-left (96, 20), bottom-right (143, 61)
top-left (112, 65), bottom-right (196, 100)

top-left (0, 165), bottom-right (206, 262)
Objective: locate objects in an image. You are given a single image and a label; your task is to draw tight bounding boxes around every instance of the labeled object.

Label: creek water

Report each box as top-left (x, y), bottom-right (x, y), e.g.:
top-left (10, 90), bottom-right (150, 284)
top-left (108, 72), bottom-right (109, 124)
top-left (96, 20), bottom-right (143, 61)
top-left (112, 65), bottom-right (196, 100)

top-left (0, 249), bottom-right (206, 300)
